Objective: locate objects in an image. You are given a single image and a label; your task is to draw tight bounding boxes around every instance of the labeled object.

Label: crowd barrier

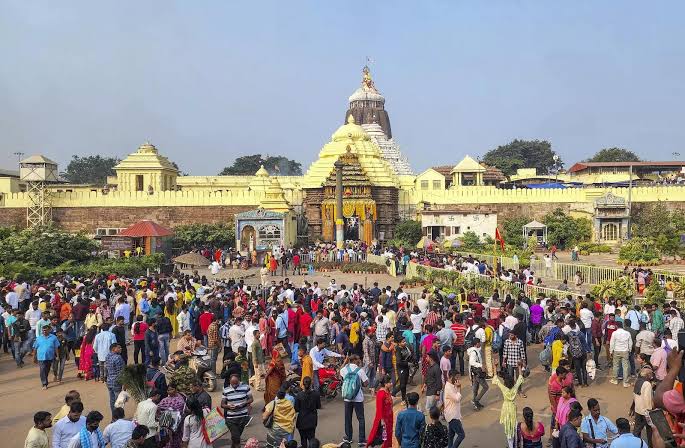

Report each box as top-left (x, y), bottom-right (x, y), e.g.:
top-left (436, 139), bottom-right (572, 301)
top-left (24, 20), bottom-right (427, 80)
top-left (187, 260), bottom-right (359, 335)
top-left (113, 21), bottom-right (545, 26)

top-left (452, 251), bottom-right (520, 271)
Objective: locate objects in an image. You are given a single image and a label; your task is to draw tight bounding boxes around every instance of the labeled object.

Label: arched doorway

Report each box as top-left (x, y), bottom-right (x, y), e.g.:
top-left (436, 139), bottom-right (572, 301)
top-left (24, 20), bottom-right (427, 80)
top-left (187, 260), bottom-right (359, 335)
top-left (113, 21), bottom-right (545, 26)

top-left (240, 225), bottom-right (256, 252)
top-left (602, 223), bottom-right (619, 241)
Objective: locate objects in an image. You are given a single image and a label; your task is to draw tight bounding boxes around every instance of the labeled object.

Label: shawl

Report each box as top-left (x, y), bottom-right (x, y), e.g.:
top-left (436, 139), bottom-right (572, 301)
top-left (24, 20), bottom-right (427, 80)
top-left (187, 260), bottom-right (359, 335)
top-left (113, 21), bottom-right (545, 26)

top-left (79, 427), bottom-right (105, 448)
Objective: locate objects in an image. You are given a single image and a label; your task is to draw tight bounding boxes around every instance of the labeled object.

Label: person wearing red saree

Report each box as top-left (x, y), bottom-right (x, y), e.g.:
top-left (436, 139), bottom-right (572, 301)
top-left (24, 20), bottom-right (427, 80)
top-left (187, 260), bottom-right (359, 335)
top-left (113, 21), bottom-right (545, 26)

top-left (368, 375), bottom-right (394, 448)
top-left (78, 328), bottom-right (97, 380)
top-left (264, 349), bottom-right (286, 408)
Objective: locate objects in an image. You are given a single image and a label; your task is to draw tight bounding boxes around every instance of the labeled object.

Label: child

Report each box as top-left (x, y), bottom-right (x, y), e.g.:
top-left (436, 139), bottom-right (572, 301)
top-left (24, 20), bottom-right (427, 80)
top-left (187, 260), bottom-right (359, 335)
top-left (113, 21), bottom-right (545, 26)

top-left (235, 346), bottom-right (250, 384)
top-left (74, 336), bottom-right (83, 373)
top-left (53, 329), bottom-right (69, 383)
top-left (422, 405), bottom-right (449, 448)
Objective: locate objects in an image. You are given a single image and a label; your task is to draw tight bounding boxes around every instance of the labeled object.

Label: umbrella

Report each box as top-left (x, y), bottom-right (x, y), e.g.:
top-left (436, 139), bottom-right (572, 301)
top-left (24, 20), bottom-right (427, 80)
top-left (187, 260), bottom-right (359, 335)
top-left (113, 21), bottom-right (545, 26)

top-left (443, 238), bottom-right (462, 248)
top-left (173, 252), bottom-right (211, 267)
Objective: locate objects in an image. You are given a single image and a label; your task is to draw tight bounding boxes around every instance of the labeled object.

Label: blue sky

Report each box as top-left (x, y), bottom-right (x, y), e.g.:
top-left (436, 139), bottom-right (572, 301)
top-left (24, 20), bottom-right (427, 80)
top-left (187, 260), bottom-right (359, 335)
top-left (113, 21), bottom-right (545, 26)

top-left (1, 1), bottom-right (684, 175)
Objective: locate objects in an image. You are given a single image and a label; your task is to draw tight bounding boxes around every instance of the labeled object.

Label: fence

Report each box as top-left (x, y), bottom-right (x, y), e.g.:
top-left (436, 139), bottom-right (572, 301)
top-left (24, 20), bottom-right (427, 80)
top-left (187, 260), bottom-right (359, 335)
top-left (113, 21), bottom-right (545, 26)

top-left (452, 251), bottom-right (520, 271)
top-left (366, 254), bottom-right (398, 277)
top-left (523, 283), bottom-right (577, 300)
top-left (299, 251), bottom-right (367, 264)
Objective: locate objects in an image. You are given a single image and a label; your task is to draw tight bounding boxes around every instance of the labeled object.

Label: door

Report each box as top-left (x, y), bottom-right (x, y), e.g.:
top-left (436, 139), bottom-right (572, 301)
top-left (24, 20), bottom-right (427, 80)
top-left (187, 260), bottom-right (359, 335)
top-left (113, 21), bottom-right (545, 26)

top-left (602, 222), bottom-right (619, 241)
top-left (240, 225), bottom-right (256, 252)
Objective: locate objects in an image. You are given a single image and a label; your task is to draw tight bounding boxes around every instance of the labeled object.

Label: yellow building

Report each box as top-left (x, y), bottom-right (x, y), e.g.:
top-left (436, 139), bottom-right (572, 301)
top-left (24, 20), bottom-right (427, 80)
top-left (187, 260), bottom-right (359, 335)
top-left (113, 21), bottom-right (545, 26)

top-left (1, 66), bottom-right (684, 247)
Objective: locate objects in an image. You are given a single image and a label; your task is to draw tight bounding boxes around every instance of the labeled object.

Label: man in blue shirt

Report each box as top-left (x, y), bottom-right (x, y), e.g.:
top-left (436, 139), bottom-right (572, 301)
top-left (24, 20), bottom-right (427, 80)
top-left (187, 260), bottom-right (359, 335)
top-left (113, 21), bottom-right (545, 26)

top-left (395, 392), bottom-right (426, 448)
top-left (276, 306), bottom-right (290, 357)
top-left (32, 324), bottom-right (60, 389)
top-left (559, 409), bottom-right (584, 448)
top-left (581, 398), bottom-right (618, 448)
top-left (610, 418), bottom-right (646, 448)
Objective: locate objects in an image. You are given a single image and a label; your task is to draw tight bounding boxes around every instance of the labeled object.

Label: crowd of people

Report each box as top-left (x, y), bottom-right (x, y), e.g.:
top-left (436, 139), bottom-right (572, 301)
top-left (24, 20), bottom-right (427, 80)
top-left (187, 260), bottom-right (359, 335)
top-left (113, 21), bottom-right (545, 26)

top-left (2, 249), bottom-right (685, 448)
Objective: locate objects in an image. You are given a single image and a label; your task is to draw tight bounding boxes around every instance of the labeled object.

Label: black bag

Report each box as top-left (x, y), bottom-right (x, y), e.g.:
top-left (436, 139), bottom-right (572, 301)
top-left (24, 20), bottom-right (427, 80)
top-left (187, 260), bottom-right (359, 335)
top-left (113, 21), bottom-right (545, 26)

top-left (369, 421), bottom-right (385, 447)
top-left (263, 401), bottom-right (275, 429)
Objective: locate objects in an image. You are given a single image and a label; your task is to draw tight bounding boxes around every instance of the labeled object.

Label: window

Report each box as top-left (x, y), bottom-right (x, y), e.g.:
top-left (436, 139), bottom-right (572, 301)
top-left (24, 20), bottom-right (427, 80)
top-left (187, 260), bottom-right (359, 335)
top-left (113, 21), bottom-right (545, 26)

top-left (96, 227), bottom-right (124, 236)
top-left (432, 180), bottom-right (441, 189)
top-left (135, 175), bottom-right (144, 192)
top-left (453, 226), bottom-right (460, 234)
top-left (258, 224), bottom-right (281, 240)
top-left (420, 180), bottom-right (429, 190)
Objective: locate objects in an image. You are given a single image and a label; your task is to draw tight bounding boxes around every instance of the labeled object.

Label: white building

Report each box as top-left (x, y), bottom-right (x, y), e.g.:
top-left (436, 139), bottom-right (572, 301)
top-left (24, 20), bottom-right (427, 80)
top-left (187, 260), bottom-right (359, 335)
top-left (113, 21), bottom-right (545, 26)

top-left (419, 208), bottom-right (498, 241)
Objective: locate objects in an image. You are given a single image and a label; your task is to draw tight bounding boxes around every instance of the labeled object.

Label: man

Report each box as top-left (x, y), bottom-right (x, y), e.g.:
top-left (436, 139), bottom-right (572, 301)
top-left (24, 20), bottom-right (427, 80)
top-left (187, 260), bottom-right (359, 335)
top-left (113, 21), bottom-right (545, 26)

top-left (221, 373), bottom-right (253, 448)
top-left (53, 390), bottom-right (81, 425)
top-left (392, 336), bottom-right (413, 404)
top-left (632, 364), bottom-right (654, 443)
top-left (25, 411), bottom-right (52, 448)
top-left (443, 370), bottom-right (465, 448)
top-left (133, 389), bottom-right (161, 448)
top-left (395, 392), bottom-right (426, 448)
top-left (635, 322), bottom-right (655, 363)
top-left (650, 336), bottom-right (668, 381)
top-left (450, 315), bottom-right (468, 375)
top-left (145, 358), bottom-right (167, 398)
top-left (53, 401), bottom-right (86, 448)
top-left (310, 338), bottom-right (342, 391)
top-left (206, 316), bottom-right (221, 373)
top-left (610, 418), bottom-right (646, 447)
top-left (105, 343), bottom-right (125, 418)
top-left (560, 409), bottom-right (584, 448)
top-left (502, 331), bottom-right (527, 396)
top-left (249, 328), bottom-right (265, 391)
top-left (144, 319), bottom-right (159, 365)
top-left (340, 354), bottom-right (369, 446)
top-left (581, 398), bottom-right (617, 448)
top-left (111, 316), bottom-right (128, 364)
top-left (93, 323), bottom-right (117, 382)
top-left (467, 338), bottom-right (488, 410)
top-left (66, 410), bottom-right (105, 448)
top-left (667, 309), bottom-right (684, 338)
top-left (32, 324), bottom-right (60, 389)
top-left (609, 321), bottom-right (633, 387)
top-left (191, 381), bottom-right (212, 410)
top-left (422, 352), bottom-right (443, 413)
top-left (311, 310), bottom-right (330, 343)
top-left (12, 310), bottom-right (32, 367)
top-left (103, 407), bottom-right (135, 448)
top-left (124, 425), bottom-right (149, 448)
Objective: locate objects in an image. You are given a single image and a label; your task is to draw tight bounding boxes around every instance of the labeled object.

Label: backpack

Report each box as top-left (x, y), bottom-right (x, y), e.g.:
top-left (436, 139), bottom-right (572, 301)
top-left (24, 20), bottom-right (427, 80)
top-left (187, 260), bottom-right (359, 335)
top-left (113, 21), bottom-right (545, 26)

top-left (146, 369), bottom-right (163, 392)
top-left (342, 366), bottom-right (362, 401)
top-left (464, 326), bottom-right (477, 348)
top-left (491, 328), bottom-right (503, 351)
top-left (568, 333), bottom-right (584, 359)
top-left (539, 345), bottom-right (552, 366)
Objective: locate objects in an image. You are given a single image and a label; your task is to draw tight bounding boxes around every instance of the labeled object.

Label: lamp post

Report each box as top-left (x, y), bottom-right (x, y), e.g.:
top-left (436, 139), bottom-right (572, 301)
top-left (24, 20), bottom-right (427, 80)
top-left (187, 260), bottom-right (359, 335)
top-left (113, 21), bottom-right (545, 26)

top-left (553, 153), bottom-right (560, 183)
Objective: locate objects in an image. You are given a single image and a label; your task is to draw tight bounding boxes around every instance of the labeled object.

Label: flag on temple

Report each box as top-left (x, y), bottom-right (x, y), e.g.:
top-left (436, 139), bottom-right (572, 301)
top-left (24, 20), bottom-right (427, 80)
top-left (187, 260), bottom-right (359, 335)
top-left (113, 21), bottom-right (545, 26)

top-left (495, 227), bottom-right (505, 251)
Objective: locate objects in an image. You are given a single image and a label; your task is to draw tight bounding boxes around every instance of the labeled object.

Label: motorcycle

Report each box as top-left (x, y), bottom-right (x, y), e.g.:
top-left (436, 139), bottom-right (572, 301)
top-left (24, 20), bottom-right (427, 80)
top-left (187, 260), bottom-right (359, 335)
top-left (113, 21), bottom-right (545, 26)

top-left (287, 359), bottom-right (341, 400)
top-left (188, 347), bottom-right (217, 392)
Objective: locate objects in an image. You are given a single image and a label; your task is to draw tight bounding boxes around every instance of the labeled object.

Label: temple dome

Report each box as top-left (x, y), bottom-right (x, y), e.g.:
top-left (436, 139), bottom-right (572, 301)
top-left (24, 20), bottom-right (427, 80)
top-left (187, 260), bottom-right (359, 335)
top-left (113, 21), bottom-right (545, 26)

top-left (348, 65), bottom-right (385, 103)
top-left (332, 115), bottom-right (370, 142)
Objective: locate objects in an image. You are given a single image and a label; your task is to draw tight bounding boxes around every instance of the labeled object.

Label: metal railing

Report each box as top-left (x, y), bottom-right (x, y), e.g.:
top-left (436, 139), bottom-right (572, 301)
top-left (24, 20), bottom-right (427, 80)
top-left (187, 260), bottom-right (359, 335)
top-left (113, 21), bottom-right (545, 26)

top-left (452, 251), bottom-right (520, 271)
top-left (523, 283), bottom-right (577, 300)
top-left (298, 251), bottom-right (367, 264)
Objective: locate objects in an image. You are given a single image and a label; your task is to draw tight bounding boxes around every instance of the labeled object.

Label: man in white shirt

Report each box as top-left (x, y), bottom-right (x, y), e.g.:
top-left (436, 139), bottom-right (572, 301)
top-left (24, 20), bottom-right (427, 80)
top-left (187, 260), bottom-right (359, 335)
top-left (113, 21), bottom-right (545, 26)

top-left (310, 338), bottom-right (343, 391)
top-left (53, 402), bottom-right (86, 448)
top-left (229, 318), bottom-right (246, 354)
top-left (668, 310), bottom-right (684, 337)
top-left (133, 391), bottom-right (161, 443)
top-left (503, 314), bottom-right (518, 331)
top-left (6, 290), bottom-right (19, 309)
top-left (467, 339), bottom-right (488, 409)
top-left (609, 322), bottom-right (633, 387)
top-left (339, 354), bottom-right (369, 446)
top-left (103, 407), bottom-right (135, 448)
top-left (416, 295), bottom-right (429, 318)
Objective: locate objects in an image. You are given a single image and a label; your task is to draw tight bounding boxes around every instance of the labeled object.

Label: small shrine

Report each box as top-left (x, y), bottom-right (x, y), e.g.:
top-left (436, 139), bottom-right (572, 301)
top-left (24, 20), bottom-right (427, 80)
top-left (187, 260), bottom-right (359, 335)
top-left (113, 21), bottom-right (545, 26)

top-left (235, 208), bottom-right (296, 255)
top-left (593, 192), bottom-right (629, 243)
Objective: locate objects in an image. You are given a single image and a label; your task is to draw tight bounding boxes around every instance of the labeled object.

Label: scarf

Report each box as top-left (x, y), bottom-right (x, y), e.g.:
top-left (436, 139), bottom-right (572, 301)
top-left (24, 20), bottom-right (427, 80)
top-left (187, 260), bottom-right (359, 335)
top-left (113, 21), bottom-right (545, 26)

top-left (79, 427), bottom-right (105, 448)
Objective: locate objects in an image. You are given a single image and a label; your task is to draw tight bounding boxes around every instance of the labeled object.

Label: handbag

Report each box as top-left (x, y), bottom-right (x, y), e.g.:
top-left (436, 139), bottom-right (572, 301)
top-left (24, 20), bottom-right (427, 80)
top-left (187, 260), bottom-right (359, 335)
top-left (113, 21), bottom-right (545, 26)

top-left (369, 421), bottom-right (385, 446)
top-left (201, 407), bottom-right (229, 443)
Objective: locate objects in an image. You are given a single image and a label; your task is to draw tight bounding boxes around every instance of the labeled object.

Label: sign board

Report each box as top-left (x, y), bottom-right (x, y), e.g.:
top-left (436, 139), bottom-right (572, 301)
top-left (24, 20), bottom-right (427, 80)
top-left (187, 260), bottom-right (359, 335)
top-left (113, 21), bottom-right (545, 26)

top-left (101, 236), bottom-right (133, 251)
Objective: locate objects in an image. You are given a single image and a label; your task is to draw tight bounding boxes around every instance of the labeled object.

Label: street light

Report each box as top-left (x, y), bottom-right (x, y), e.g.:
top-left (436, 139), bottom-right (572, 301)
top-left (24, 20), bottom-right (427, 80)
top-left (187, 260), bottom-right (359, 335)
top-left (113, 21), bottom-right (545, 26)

top-left (553, 153), bottom-right (560, 182)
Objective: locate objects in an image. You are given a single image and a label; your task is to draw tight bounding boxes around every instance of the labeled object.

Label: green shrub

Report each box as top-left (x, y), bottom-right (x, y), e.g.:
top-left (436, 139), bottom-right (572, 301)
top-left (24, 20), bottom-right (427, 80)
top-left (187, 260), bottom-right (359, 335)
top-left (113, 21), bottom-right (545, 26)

top-left (578, 242), bottom-right (612, 254)
top-left (394, 220), bottom-right (422, 247)
top-left (618, 238), bottom-right (660, 263)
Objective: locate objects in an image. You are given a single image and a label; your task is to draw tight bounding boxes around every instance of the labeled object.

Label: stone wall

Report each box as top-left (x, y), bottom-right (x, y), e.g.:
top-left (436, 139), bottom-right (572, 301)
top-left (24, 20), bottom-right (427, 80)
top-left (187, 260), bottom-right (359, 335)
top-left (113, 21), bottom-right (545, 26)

top-left (0, 206), bottom-right (253, 233)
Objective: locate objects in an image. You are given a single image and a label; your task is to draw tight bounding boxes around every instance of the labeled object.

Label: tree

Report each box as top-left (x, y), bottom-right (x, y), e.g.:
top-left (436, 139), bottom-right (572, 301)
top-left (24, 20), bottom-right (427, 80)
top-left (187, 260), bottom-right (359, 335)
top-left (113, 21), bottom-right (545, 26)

top-left (584, 147), bottom-right (641, 163)
top-left (481, 139), bottom-right (560, 176)
top-left (542, 208), bottom-right (592, 249)
top-left (218, 154), bottom-right (303, 176)
top-left (0, 227), bottom-right (97, 266)
top-left (61, 155), bottom-right (120, 185)
top-left (394, 220), bottom-right (422, 247)
top-left (633, 202), bottom-right (685, 259)
top-left (460, 231), bottom-right (483, 251)
top-left (171, 223), bottom-right (236, 251)
top-left (501, 216), bottom-right (531, 249)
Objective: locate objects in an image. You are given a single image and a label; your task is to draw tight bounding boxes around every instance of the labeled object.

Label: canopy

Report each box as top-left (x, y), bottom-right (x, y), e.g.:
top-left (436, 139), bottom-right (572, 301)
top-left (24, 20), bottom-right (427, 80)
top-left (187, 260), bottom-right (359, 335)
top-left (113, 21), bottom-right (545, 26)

top-left (173, 252), bottom-right (211, 266)
top-left (118, 220), bottom-right (173, 238)
top-left (525, 182), bottom-right (566, 189)
top-left (443, 238), bottom-right (462, 248)
top-left (416, 236), bottom-right (436, 250)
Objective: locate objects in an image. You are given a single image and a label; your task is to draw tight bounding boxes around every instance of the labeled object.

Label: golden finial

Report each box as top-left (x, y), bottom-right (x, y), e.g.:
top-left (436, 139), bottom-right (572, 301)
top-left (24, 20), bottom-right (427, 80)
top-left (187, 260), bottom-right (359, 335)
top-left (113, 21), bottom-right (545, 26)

top-left (347, 114), bottom-right (356, 125)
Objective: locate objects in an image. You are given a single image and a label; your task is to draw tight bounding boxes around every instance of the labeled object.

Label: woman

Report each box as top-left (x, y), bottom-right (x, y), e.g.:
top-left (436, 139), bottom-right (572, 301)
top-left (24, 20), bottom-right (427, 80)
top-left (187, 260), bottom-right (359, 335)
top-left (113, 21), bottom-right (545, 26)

top-left (516, 407), bottom-right (545, 448)
top-left (294, 376), bottom-right (322, 448)
top-left (483, 322), bottom-right (496, 377)
top-left (420, 325), bottom-right (437, 378)
top-left (492, 364), bottom-right (525, 448)
top-left (552, 386), bottom-right (577, 448)
top-left (264, 349), bottom-right (286, 407)
top-left (165, 297), bottom-right (179, 338)
top-left (157, 382), bottom-right (187, 448)
top-left (263, 388), bottom-right (296, 448)
top-left (550, 334), bottom-right (565, 371)
top-left (368, 375), bottom-right (394, 448)
top-left (78, 327), bottom-right (97, 380)
top-left (182, 396), bottom-right (212, 448)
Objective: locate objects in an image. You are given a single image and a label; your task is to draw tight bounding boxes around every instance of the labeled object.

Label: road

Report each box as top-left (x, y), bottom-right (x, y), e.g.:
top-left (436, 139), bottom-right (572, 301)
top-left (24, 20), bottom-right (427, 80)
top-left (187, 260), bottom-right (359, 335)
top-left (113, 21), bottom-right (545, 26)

top-left (0, 340), bottom-right (635, 448)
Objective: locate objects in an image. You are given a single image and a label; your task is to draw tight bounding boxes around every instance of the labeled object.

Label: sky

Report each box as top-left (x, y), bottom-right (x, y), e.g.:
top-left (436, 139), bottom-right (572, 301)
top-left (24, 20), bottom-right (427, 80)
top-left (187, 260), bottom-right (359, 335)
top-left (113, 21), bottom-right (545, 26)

top-left (1, 1), bottom-right (684, 175)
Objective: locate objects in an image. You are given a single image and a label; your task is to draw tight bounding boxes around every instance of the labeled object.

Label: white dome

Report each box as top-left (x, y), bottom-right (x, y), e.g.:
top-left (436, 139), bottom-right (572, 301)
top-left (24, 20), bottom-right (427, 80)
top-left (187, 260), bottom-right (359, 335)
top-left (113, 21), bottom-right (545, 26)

top-left (348, 87), bottom-right (385, 103)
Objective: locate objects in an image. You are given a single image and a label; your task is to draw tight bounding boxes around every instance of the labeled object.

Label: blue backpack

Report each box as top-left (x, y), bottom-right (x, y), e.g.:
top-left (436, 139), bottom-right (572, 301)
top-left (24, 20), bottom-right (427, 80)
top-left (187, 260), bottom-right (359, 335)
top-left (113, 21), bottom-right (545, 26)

top-left (342, 367), bottom-right (362, 401)
top-left (492, 327), bottom-right (504, 351)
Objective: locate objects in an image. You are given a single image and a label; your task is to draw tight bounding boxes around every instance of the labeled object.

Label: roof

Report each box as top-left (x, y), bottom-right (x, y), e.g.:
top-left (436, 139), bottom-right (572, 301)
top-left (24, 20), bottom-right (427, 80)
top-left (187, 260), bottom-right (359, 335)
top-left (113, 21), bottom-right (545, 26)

top-left (483, 165), bottom-right (506, 182)
top-left (0, 168), bottom-right (20, 178)
top-left (173, 252), bottom-right (211, 266)
top-left (451, 155), bottom-right (486, 173)
top-left (524, 220), bottom-right (546, 229)
top-left (20, 154), bottom-right (58, 165)
top-left (431, 166), bottom-right (453, 177)
top-left (569, 161), bottom-right (684, 173)
top-left (118, 220), bottom-right (173, 237)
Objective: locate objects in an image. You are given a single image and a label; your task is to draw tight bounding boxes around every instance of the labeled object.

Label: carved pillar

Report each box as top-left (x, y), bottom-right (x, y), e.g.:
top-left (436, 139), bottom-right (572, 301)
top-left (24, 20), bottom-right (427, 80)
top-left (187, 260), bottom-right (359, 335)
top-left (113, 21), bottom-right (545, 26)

top-left (334, 159), bottom-right (344, 248)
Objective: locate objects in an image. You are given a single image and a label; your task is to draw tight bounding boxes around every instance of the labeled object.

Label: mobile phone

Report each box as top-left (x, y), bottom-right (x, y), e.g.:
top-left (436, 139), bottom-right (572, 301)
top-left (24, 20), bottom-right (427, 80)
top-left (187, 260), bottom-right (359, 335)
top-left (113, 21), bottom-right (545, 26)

top-left (648, 409), bottom-right (676, 448)
top-left (677, 330), bottom-right (685, 351)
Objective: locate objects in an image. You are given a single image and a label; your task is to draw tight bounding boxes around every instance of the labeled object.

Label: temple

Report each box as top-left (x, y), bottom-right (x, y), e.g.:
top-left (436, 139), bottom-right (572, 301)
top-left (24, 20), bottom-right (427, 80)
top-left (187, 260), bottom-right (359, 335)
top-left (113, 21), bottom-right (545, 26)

top-left (1, 66), bottom-right (684, 251)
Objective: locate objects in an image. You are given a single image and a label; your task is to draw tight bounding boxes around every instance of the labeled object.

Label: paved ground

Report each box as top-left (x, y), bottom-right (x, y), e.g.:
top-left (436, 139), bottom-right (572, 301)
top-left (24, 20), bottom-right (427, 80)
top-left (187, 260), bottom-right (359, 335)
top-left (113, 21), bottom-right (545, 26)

top-left (0, 339), bottom-right (635, 448)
